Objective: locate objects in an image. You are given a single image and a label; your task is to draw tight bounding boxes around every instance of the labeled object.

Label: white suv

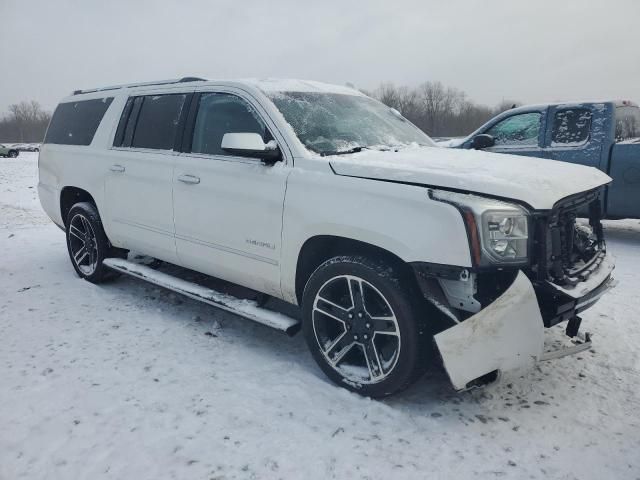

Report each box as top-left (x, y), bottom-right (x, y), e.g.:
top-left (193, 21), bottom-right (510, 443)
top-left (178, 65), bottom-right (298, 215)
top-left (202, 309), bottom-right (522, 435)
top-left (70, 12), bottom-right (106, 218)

top-left (38, 77), bottom-right (615, 397)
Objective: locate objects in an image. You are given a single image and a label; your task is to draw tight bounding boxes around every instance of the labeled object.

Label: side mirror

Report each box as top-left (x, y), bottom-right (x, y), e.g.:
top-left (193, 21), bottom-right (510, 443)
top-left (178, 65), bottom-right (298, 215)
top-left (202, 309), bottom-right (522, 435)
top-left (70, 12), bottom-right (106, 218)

top-left (470, 134), bottom-right (495, 150)
top-left (221, 133), bottom-right (281, 163)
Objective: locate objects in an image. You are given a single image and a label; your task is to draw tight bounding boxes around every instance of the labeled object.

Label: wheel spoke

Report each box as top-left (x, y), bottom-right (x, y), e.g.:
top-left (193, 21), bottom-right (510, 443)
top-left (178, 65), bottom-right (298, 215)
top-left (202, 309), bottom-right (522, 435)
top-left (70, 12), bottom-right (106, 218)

top-left (315, 296), bottom-right (350, 322)
top-left (370, 316), bottom-right (399, 336)
top-left (74, 246), bottom-right (88, 264)
top-left (69, 225), bottom-right (84, 241)
top-left (363, 341), bottom-right (384, 379)
top-left (348, 278), bottom-right (365, 311)
top-left (324, 332), bottom-right (354, 366)
top-left (89, 244), bottom-right (96, 267)
top-left (79, 216), bottom-right (88, 233)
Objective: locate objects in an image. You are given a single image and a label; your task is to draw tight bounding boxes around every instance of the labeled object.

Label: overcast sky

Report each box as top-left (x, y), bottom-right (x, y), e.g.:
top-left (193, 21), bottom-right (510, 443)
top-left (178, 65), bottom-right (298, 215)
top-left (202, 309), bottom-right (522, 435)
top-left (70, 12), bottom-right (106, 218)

top-left (1, 0), bottom-right (639, 113)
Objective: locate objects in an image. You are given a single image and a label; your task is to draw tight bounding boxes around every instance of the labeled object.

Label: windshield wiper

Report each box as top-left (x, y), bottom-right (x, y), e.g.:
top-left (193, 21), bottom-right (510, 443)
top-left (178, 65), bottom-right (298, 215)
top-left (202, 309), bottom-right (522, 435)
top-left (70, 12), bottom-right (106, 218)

top-left (320, 146), bottom-right (367, 157)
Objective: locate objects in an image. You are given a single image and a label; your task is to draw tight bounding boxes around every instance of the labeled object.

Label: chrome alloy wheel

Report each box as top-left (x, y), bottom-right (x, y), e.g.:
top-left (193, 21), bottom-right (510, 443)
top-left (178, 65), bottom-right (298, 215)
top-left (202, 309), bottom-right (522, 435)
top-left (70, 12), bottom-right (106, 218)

top-left (312, 274), bottom-right (401, 384)
top-left (68, 213), bottom-right (99, 276)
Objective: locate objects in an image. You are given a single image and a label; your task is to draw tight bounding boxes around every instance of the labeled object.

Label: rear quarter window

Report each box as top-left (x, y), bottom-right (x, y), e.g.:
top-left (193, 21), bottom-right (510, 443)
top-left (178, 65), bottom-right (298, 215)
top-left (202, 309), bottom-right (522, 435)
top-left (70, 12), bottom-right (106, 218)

top-left (44, 97), bottom-right (113, 146)
top-left (551, 108), bottom-right (592, 146)
top-left (615, 106), bottom-right (640, 142)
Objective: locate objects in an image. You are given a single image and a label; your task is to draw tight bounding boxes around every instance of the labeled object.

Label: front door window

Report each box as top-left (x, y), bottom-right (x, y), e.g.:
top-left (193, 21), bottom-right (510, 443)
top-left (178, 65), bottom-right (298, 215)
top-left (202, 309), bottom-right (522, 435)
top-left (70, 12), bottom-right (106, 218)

top-left (486, 113), bottom-right (541, 147)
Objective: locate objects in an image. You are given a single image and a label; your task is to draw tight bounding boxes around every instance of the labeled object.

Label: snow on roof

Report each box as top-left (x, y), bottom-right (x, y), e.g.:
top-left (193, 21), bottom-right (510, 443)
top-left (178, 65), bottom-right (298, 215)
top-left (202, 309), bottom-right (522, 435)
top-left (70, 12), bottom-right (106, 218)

top-left (241, 78), bottom-right (364, 96)
top-left (507, 99), bottom-right (637, 113)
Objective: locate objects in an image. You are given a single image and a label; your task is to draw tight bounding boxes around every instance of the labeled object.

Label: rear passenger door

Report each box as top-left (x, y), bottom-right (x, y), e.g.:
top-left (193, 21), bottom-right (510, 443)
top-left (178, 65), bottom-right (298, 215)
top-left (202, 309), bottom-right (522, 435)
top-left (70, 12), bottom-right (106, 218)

top-left (104, 90), bottom-right (191, 262)
top-left (172, 89), bottom-right (290, 297)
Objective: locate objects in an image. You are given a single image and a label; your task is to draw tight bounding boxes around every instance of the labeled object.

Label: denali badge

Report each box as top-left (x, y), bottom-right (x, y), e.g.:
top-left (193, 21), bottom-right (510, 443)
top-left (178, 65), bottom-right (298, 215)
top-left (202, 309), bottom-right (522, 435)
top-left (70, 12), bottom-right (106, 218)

top-left (246, 239), bottom-right (276, 250)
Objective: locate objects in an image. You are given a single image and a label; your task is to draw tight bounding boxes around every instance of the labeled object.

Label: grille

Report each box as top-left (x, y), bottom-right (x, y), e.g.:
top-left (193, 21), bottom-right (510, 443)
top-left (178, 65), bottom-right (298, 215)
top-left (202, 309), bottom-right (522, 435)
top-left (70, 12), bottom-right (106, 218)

top-left (541, 189), bottom-right (605, 286)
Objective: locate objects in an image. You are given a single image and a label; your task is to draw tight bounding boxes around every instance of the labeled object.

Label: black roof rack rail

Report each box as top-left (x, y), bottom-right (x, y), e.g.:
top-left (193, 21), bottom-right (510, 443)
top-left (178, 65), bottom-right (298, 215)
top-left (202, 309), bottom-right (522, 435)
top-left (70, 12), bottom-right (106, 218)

top-left (72, 77), bottom-right (207, 96)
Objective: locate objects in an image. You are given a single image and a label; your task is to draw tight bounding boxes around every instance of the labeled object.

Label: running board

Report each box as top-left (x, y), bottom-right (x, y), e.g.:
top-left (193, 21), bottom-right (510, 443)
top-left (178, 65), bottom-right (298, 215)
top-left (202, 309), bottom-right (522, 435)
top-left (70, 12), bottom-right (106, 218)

top-left (103, 258), bottom-right (300, 336)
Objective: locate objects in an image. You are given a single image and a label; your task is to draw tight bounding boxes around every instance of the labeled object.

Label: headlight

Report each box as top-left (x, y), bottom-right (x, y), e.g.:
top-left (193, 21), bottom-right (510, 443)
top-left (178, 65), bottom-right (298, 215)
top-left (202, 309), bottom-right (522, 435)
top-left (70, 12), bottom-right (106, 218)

top-left (482, 210), bottom-right (529, 262)
top-left (429, 189), bottom-right (529, 266)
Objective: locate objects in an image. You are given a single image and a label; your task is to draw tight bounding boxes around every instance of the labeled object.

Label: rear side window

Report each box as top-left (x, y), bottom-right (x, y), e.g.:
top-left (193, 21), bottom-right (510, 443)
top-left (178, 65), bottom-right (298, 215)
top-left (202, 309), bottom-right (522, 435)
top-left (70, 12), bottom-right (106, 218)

top-left (551, 108), bottom-right (592, 146)
top-left (44, 97), bottom-right (113, 145)
top-left (131, 94), bottom-right (187, 150)
top-left (191, 93), bottom-right (267, 156)
top-left (615, 105), bottom-right (640, 142)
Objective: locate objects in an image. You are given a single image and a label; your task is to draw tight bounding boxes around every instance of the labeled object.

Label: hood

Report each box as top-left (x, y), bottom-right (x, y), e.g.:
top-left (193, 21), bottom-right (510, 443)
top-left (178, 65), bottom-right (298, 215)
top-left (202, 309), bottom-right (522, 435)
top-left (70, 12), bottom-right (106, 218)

top-left (328, 146), bottom-right (611, 209)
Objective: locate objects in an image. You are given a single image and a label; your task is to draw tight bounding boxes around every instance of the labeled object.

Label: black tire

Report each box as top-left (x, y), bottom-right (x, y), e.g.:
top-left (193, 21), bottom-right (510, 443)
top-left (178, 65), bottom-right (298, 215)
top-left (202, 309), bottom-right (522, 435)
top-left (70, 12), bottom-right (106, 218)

top-left (8, 150), bottom-right (18, 158)
top-left (65, 202), bottom-right (116, 284)
top-left (302, 255), bottom-right (430, 398)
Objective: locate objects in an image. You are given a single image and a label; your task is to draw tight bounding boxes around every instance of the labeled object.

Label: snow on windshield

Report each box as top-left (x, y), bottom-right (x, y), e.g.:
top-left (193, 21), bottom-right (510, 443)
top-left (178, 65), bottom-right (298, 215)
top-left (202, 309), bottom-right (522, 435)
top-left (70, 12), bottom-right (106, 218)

top-left (267, 92), bottom-right (435, 155)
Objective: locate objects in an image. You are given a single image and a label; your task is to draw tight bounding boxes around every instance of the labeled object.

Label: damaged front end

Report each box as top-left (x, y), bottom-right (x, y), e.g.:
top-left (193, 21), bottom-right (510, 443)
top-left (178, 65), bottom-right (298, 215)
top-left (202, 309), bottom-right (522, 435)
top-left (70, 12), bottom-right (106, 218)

top-left (418, 187), bottom-right (615, 391)
top-left (433, 271), bottom-right (544, 390)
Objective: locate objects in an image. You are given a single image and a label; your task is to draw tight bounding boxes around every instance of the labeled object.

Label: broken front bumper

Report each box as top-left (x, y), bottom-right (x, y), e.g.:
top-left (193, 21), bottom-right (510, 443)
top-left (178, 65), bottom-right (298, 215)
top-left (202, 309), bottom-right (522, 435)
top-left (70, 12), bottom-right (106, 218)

top-left (435, 271), bottom-right (544, 390)
top-left (434, 258), bottom-right (615, 391)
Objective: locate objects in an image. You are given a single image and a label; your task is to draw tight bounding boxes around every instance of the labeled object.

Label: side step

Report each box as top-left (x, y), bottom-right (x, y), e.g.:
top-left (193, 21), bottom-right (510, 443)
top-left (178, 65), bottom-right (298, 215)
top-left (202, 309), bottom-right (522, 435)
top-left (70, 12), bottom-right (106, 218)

top-left (103, 258), bottom-right (300, 336)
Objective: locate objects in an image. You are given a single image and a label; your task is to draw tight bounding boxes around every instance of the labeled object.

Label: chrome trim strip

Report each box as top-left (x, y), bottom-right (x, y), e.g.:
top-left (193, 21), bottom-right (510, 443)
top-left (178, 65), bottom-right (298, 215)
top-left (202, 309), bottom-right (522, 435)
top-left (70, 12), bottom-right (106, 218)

top-left (175, 233), bottom-right (278, 266)
top-left (112, 219), bottom-right (279, 266)
top-left (112, 217), bottom-right (173, 236)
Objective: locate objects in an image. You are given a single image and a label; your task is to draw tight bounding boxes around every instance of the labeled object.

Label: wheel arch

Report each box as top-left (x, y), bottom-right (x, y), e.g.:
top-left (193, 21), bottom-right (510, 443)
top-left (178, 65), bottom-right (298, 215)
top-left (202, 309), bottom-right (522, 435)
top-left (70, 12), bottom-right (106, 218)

top-left (60, 186), bottom-right (97, 227)
top-left (294, 235), bottom-right (416, 306)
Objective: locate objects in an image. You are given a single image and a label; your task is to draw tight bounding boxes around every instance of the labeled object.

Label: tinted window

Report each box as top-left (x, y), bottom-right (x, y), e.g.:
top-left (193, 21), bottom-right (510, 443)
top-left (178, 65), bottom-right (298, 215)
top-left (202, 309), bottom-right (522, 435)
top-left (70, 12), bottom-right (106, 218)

top-left (551, 109), bottom-right (592, 145)
top-left (615, 105), bottom-right (640, 142)
top-left (44, 97), bottom-right (113, 145)
top-left (486, 112), bottom-right (541, 147)
top-left (191, 93), bottom-right (267, 156)
top-left (131, 94), bottom-right (187, 150)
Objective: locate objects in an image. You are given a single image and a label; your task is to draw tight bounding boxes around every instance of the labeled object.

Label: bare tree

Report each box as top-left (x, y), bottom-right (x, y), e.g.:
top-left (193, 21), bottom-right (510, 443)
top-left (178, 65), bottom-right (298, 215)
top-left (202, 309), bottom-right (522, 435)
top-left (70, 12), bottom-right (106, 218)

top-left (1, 101), bottom-right (51, 143)
top-left (371, 81), bottom-right (521, 138)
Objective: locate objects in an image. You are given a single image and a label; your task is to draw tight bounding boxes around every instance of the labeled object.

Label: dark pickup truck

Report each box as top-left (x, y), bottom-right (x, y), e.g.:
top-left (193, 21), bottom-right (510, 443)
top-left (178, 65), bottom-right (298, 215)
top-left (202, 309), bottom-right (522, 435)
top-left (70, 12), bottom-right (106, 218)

top-left (448, 100), bottom-right (640, 219)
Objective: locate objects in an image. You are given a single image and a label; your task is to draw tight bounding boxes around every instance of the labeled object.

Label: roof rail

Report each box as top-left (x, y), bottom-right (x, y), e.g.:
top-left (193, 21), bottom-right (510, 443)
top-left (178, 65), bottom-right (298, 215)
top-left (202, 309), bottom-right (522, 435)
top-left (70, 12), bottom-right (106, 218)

top-left (72, 77), bottom-right (207, 95)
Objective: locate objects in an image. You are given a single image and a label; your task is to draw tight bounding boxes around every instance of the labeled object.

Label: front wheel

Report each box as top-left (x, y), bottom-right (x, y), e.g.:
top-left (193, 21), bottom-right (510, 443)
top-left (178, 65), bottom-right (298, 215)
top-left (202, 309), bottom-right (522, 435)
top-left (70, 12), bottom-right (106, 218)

top-left (8, 150), bottom-right (18, 158)
top-left (65, 202), bottom-right (115, 283)
top-left (302, 255), bottom-right (429, 398)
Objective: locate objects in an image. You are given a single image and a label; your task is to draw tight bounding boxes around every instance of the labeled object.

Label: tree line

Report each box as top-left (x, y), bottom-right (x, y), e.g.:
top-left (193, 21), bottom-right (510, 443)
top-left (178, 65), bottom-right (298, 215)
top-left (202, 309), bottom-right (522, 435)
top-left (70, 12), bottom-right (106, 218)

top-left (0, 82), bottom-right (520, 143)
top-left (366, 81), bottom-right (520, 138)
top-left (0, 101), bottom-right (51, 143)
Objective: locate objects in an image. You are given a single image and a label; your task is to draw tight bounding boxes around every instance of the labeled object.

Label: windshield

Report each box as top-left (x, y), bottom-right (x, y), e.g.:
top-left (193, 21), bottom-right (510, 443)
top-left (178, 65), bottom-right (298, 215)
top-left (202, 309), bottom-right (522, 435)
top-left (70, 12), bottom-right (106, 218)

top-left (268, 92), bottom-right (435, 155)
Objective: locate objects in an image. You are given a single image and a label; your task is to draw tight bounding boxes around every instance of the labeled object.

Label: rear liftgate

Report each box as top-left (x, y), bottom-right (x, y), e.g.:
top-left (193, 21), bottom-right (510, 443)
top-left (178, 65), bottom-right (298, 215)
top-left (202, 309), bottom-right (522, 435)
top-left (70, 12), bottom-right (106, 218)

top-left (103, 258), bottom-right (300, 335)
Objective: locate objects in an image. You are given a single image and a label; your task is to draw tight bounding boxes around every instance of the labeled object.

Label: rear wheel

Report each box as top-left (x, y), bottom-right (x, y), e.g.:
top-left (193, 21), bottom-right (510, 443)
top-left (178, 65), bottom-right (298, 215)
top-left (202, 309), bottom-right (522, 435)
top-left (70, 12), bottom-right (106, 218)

top-left (8, 150), bottom-right (18, 158)
top-left (302, 255), bottom-right (429, 398)
top-left (65, 202), bottom-right (116, 283)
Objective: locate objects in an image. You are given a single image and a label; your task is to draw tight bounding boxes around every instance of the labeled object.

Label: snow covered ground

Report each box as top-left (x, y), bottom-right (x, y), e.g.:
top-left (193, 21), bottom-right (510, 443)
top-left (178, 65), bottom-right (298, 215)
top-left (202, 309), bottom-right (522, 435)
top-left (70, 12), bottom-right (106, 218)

top-left (1, 153), bottom-right (639, 479)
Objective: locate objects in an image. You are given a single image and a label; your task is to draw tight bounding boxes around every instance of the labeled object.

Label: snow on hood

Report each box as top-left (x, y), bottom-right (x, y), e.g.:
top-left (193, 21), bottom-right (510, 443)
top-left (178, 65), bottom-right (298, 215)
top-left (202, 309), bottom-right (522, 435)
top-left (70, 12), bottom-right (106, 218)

top-left (328, 145), bottom-right (611, 210)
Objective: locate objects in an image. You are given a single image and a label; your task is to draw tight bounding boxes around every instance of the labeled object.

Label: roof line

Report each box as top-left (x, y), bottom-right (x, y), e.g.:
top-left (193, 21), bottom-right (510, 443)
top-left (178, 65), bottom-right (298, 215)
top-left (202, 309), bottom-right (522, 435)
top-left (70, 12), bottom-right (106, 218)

top-left (72, 77), bottom-right (207, 96)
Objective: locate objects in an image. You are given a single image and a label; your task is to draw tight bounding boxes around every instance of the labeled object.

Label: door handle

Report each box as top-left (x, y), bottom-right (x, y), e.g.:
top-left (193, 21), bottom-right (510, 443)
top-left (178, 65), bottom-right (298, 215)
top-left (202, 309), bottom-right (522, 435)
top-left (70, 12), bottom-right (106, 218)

top-left (110, 164), bottom-right (125, 173)
top-left (177, 174), bottom-right (200, 185)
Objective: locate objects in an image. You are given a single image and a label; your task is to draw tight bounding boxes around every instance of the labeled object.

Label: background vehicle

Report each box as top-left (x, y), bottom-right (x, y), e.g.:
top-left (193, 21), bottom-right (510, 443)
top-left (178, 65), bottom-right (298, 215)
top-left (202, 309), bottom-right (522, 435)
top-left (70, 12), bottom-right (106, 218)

top-left (0, 144), bottom-right (19, 157)
top-left (38, 78), bottom-right (614, 397)
top-left (449, 100), bottom-right (640, 219)
top-left (14, 143), bottom-right (40, 152)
